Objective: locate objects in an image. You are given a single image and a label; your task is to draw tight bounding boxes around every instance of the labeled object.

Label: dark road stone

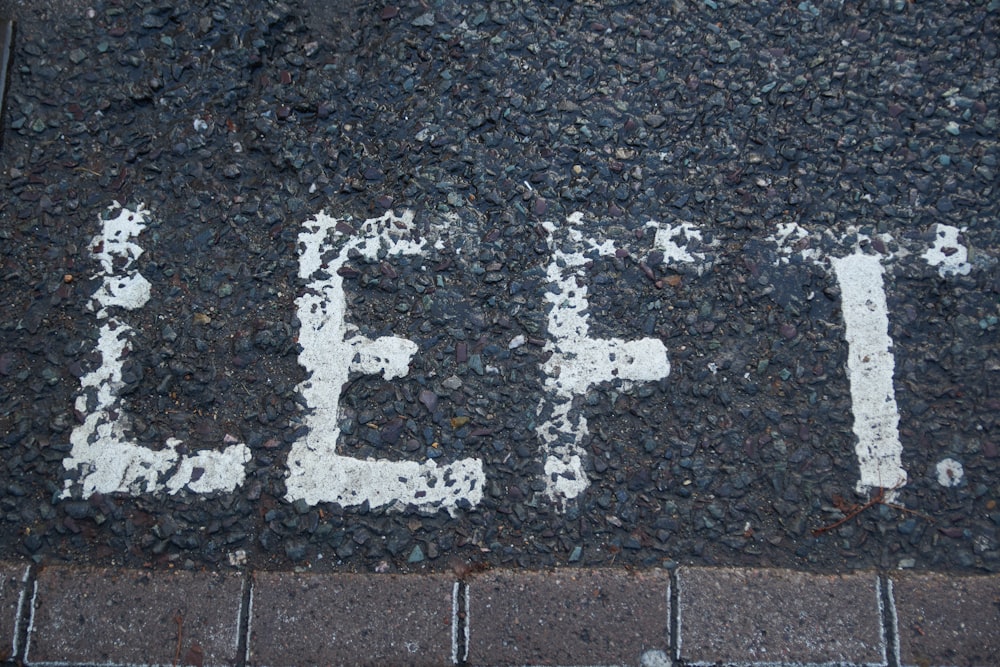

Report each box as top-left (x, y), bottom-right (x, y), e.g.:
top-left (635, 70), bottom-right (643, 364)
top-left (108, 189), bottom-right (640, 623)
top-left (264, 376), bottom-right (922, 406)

top-left (466, 568), bottom-right (670, 667)
top-left (26, 566), bottom-right (244, 667)
top-left (248, 571), bottom-right (455, 667)
top-left (676, 567), bottom-right (885, 665)
top-left (891, 572), bottom-right (1000, 667)
top-left (0, 0), bottom-right (997, 583)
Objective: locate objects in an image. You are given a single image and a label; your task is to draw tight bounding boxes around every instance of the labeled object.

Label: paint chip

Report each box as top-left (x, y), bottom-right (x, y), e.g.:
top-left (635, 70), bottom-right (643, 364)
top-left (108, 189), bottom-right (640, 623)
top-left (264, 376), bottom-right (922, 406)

top-left (936, 458), bottom-right (964, 487)
top-left (922, 224), bottom-right (972, 277)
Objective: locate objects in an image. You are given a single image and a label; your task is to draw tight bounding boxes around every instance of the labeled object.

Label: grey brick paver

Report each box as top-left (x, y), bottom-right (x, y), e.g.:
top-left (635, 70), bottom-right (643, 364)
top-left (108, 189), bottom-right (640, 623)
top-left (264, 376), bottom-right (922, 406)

top-left (677, 566), bottom-right (885, 666)
top-left (890, 572), bottom-right (1000, 667)
top-left (0, 562), bottom-right (28, 662)
top-left (466, 568), bottom-right (670, 667)
top-left (248, 571), bottom-right (455, 667)
top-left (25, 565), bottom-right (244, 667)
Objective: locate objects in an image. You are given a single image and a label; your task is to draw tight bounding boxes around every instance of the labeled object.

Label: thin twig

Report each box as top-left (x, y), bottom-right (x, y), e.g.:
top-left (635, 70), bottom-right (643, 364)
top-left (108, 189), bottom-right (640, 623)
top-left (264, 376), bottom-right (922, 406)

top-left (810, 480), bottom-right (930, 537)
top-left (173, 612), bottom-right (183, 667)
top-left (812, 487), bottom-right (886, 537)
top-left (884, 502), bottom-right (936, 523)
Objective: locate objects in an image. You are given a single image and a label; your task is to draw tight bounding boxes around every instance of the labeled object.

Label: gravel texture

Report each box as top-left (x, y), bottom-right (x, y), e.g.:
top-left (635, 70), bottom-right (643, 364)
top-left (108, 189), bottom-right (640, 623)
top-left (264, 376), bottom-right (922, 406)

top-left (0, 0), bottom-right (997, 575)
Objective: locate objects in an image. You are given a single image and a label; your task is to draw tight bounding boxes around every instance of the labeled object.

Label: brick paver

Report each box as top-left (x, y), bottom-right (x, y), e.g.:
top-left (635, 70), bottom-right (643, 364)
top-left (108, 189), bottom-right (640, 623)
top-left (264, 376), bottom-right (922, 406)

top-left (676, 567), bottom-right (885, 666)
top-left (248, 572), bottom-right (455, 667)
top-left (25, 565), bottom-right (244, 667)
top-left (890, 572), bottom-right (1000, 667)
top-left (466, 568), bottom-right (670, 667)
top-left (0, 562), bottom-right (28, 662)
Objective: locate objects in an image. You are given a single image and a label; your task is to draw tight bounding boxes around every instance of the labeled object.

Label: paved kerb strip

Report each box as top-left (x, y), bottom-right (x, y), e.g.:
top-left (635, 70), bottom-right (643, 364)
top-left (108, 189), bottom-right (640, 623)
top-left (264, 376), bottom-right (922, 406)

top-left (3, 564), bottom-right (998, 666)
top-left (248, 571), bottom-right (455, 667)
top-left (676, 566), bottom-right (886, 666)
top-left (24, 566), bottom-right (244, 667)
top-left (889, 572), bottom-right (1000, 667)
top-left (466, 568), bottom-right (671, 667)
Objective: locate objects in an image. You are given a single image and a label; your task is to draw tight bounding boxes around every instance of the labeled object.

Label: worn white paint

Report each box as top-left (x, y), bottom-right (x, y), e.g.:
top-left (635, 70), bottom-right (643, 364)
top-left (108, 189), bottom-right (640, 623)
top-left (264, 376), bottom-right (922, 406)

top-left (830, 253), bottom-right (907, 495)
top-left (536, 214), bottom-right (691, 506)
top-left (769, 221), bottom-right (901, 265)
top-left (284, 210), bottom-right (485, 514)
top-left (768, 221), bottom-right (822, 265)
top-left (63, 203), bottom-right (250, 498)
top-left (767, 223), bottom-right (910, 498)
top-left (86, 206), bottom-right (152, 316)
top-left (647, 220), bottom-right (707, 267)
top-left (922, 223), bottom-right (972, 277)
top-left (936, 458), bottom-right (964, 487)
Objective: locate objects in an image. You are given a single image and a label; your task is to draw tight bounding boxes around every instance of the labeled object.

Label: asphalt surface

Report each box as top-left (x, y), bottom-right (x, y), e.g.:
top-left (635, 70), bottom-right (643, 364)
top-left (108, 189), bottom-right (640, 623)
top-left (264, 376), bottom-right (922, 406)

top-left (0, 0), bottom-right (998, 580)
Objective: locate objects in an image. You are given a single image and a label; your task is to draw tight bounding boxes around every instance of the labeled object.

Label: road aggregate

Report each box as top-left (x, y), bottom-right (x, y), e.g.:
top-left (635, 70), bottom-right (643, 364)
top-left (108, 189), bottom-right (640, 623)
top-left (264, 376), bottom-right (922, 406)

top-left (0, 0), bottom-right (997, 574)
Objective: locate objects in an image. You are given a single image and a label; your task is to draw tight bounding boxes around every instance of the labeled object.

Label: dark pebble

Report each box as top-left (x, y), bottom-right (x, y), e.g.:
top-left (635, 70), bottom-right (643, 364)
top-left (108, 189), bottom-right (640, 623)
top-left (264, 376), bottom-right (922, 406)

top-left (285, 541), bottom-right (308, 562)
top-left (23, 534), bottom-right (43, 553)
top-left (531, 197), bottom-right (547, 216)
top-left (418, 389), bottom-right (438, 412)
top-left (936, 196), bottom-right (954, 213)
top-left (62, 501), bottom-right (90, 519)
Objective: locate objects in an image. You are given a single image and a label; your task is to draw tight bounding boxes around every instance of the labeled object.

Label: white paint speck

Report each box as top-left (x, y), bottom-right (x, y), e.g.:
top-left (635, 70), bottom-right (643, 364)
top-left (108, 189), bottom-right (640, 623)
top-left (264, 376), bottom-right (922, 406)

top-left (936, 458), bottom-right (964, 487)
top-left (285, 210), bottom-right (484, 514)
top-left (767, 222), bottom-right (901, 266)
top-left (922, 223), bottom-right (972, 277)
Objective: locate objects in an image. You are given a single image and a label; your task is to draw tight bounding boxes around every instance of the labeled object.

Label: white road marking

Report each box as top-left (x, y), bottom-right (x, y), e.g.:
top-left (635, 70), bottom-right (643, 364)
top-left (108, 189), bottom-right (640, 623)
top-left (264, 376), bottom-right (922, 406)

top-left (767, 222), bottom-right (978, 499)
top-left (284, 211), bottom-right (485, 514)
top-left (830, 253), bottom-right (907, 495)
top-left (536, 214), bottom-right (704, 506)
top-left (88, 208), bottom-right (151, 316)
top-left (768, 223), bottom-right (906, 498)
top-left (64, 202), bottom-right (983, 514)
top-left (63, 204), bottom-right (250, 498)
